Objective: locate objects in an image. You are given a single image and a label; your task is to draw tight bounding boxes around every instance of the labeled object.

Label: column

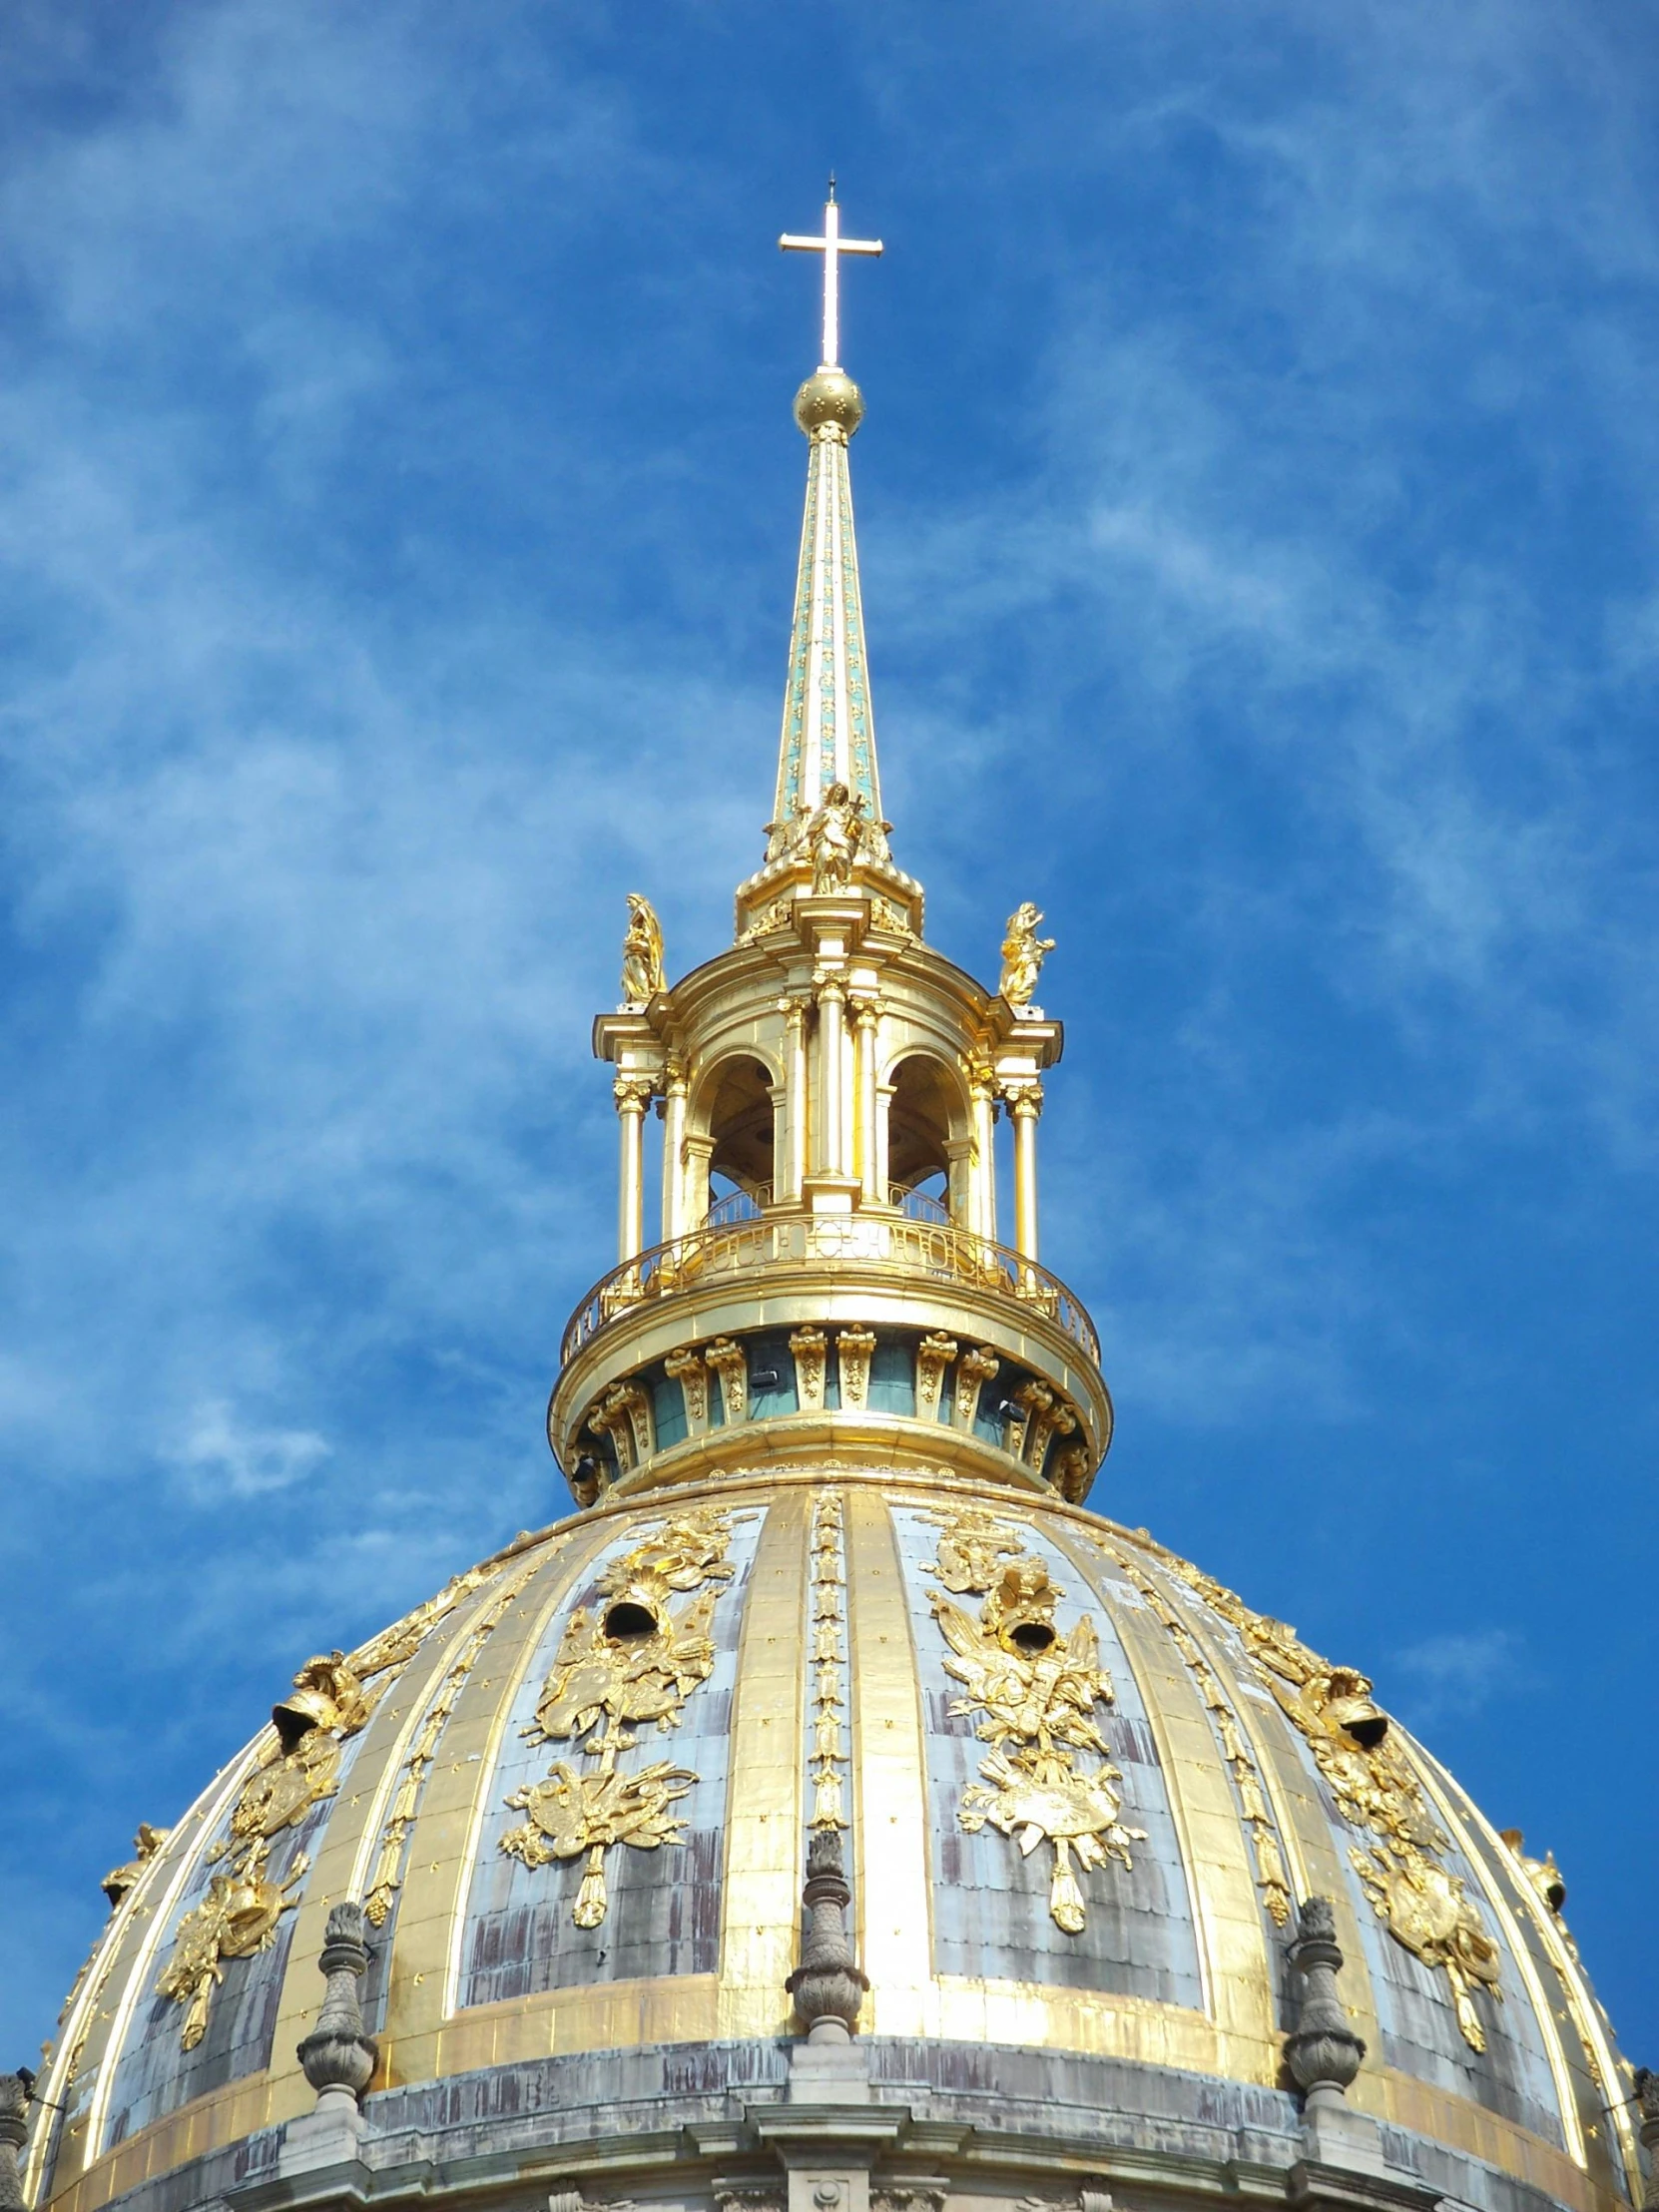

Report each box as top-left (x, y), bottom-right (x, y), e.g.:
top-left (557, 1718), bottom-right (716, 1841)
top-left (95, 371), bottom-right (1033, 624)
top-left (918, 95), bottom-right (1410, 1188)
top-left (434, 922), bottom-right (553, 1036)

top-left (851, 997), bottom-right (880, 1204)
top-left (660, 1059), bottom-right (688, 1245)
top-left (816, 975), bottom-right (848, 1179)
top-left (614, 1074), bottom-right (652, 1263)
top-left (683, 1132), bottom-right (714, 1231)
top-left (970, 1076), bottom-right (997, 1242)
top-left (1007, 1081), bottom-right (1041, 1262)
top-left (783, 997), bottom-right (810, 1203)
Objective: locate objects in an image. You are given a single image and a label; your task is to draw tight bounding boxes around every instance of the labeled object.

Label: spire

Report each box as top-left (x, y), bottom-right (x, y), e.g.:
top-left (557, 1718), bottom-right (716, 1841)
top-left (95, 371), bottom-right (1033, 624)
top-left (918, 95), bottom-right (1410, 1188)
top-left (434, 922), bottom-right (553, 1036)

top-left (772, 368), bottom-right (882, 835)
top-left (736, 193), bottom-right (922, 937)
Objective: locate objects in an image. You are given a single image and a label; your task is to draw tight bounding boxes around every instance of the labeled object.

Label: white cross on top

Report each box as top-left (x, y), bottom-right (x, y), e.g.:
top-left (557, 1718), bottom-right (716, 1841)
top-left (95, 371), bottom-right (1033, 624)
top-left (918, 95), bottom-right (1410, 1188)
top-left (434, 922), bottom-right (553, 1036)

top-left (780, 180), bottom-right (882, 370)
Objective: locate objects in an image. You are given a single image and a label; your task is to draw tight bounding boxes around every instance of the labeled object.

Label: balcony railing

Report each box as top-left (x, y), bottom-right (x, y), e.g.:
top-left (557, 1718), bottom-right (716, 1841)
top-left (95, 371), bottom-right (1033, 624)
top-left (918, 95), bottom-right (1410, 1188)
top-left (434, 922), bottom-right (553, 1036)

top-left (888, 1183), bottom-right (951, 1224)
top-left (560, 1215), bottom-right (1100, 1370)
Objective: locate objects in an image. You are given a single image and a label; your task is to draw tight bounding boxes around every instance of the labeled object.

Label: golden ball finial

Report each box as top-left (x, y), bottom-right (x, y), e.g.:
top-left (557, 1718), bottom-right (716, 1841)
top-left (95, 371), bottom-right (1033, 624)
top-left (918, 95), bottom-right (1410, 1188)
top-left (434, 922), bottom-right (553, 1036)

top-left (794, 368), bottom-right (864, 438)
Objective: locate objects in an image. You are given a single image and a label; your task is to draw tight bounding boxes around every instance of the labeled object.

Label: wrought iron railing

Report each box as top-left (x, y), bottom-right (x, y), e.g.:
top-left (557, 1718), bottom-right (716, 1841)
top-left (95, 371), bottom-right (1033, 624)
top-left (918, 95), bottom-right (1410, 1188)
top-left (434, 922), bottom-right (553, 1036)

top-left (888, 1183), bottom-right (951, 1224)
top-left (560, 1215), bottom-right (1100, 1369)
top-left (704, 1185), bottom-right (772, 1227)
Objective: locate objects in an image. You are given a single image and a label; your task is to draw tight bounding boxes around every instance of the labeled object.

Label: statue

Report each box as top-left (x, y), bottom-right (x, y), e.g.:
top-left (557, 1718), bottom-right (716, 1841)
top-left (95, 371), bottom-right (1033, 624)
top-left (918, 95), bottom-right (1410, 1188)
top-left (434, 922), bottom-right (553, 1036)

top-left (999, 902), bottom-right (1054, 1007)
top-left (806, 782), bottom-right (860, 892)
top-left (620, 894), bottom-right (665, 1008)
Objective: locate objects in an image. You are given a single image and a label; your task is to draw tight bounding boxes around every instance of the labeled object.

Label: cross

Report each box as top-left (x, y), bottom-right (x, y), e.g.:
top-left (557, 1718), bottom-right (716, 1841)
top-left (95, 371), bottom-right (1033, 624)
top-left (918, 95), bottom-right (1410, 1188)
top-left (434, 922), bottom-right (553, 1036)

top-left (780, 178), bottom-right (882, 370)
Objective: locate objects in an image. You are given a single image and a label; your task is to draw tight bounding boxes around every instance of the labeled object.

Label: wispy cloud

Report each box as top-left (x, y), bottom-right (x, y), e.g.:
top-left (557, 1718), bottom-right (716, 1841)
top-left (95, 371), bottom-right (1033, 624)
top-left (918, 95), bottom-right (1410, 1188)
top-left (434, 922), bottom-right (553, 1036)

top-left (1392, 1629), bottom-right (1528, 1729)
top-left (168, 1398), bottom-right (330, 1501)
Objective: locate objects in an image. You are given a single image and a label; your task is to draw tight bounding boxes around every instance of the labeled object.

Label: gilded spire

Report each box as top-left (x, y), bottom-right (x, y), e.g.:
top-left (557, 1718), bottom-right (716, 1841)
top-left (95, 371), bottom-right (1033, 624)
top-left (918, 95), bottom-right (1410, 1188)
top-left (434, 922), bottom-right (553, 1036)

top-left (772, 369), bottom-right (883, 838)
top-left (739, 191), bottom-right (921, 938)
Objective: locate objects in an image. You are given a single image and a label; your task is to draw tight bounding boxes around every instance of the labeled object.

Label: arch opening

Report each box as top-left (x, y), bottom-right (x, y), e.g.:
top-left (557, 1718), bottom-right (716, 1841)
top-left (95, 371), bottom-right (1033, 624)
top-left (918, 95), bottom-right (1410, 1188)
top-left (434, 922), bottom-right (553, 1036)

top-left (700, 1056), bottom-right (776, 1212)
top-left (887, 1054), bottom-right (968, 1224)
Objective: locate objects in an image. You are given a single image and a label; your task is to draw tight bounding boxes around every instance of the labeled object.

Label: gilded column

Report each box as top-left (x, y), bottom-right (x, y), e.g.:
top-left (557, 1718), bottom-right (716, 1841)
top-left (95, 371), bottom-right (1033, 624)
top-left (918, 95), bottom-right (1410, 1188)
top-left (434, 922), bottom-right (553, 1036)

top-left (782, 996), bottom-right (810, 1203)
top-left (614, 1074), bottom-right (653, 1263)
top-left (969, 1068), bottom-right (997, 1241)
top-left (851, 995), bottom-right (880, 1203)
top-left (683, 1131), bottom-right (714, 1231)
top-left (816, 973), bottom-right (849, 1179)
top-left (1007, 1080), bottom-right (1041, 1261)
top-left (660, 1057), bottom-right (688, 1244)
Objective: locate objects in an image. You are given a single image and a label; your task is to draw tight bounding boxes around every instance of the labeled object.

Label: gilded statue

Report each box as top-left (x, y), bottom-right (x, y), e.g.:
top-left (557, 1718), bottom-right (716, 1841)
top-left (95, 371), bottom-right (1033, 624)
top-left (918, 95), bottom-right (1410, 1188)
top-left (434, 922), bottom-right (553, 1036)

top-left (807, 782), bottom-right (859, 891)
top-left (501, 1505), bottom-right (746, 1928)
top-left (1162, 1549), bottom-right (1503, 2050)
top-left (620, 892), bottom-right (665, 1007)
top-left (924, 1514), bottom-right (1144, 1934)
top-left (999, 902), bottom-right (1055, 1007)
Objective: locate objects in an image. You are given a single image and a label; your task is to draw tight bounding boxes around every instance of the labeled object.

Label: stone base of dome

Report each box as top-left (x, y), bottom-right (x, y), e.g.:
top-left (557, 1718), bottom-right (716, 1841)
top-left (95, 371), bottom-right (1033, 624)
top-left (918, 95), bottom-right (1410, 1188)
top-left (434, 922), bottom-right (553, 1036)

top-left (67, 2039), bottom-right (1601, 2212)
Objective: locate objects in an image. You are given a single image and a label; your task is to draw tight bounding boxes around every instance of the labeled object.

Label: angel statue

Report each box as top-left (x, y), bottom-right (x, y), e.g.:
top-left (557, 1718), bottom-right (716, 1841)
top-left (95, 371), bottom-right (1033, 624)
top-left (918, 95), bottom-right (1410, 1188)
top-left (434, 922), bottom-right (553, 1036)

top-left (620, 893), bottom-right (665, 1008)
top-left (806, 782), bottom-right (860, 892)
top-left (999, 902), bottom-right (1055, 1008)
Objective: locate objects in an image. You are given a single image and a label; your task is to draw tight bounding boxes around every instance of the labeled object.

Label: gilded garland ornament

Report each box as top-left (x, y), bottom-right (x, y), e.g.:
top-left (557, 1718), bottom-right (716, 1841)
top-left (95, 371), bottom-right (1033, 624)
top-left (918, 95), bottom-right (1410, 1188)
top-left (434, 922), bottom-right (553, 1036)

top-left (1155, 1545), bottom-right (1502, 2050)
top-left (922, 1509), bottom-right (1144, 1935)
top-left (807, 1491), bottom-right (850, 1829)
top-left (501, 1506), bottom-right (748, 1929)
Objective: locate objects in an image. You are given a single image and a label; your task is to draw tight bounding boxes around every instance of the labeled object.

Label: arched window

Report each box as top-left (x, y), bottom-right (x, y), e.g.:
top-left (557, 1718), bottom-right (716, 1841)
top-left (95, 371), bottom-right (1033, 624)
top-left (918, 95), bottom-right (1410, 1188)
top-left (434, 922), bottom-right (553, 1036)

top-left (886, 1054), bottom-right (966, 1224)
top-left (698, 1056), bottom-right (776, 1218)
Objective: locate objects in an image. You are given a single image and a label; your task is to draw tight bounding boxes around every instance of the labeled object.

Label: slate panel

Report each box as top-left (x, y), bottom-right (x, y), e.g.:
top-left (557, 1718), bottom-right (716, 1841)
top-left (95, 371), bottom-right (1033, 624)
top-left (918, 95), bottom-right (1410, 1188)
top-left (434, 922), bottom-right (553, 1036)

top-left (102, 1723), bottom-right (372, 2148)
top-left (889, 1502), bottom-right (1203, 2003)
top-left (458, 1505), bottom-right (763, 2002)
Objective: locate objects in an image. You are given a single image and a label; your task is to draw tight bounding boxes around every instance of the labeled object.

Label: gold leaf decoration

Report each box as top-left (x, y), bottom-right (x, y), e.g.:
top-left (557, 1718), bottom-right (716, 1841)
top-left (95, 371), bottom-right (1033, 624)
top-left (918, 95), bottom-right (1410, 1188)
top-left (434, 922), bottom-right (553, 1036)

top-left (500, 1504), bottom-right (748, 1929)
top-left (1097, 1539), bottom-right (1292, 1927)
top-left (922, 1508), bottom-right (1144, 1935)
top-left (155, 1840), bottom-right (307, 2051)
top-left (155, 1561), bottom-right (494, 2047)
top-left (1154, 1544), bottom-right (1502, 2051)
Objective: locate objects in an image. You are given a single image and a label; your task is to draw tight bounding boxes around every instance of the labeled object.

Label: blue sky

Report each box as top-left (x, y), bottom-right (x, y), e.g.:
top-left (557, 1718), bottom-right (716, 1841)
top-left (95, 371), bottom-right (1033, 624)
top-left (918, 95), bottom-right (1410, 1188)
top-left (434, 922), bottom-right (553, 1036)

top-left (2, 0), bottom-right (1658, 2075)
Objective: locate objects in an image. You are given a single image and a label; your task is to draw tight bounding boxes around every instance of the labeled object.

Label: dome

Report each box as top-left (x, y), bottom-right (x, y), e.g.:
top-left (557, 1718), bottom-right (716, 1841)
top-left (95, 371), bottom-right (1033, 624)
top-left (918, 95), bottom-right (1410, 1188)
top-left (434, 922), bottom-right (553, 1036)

top-left (11, 195), bottom-right (1645, 2212)
top-left (27, 1469), bottom-right (1634, 2212)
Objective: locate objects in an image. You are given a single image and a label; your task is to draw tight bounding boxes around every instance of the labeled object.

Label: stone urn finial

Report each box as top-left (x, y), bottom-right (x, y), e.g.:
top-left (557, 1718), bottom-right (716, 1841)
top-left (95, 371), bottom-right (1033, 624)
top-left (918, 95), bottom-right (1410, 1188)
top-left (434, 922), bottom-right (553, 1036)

top-left (1285, 1896), bottom-right (1367, 2109)
top-left (1634, 2068), bottom-right (1659, 2209)
top-left (785, 1831), bottom-right (869, 2043)
top-left (295, 1902), bottom-right (378, 2107)
top-left (0, 2072), bottom-right (30, 2212)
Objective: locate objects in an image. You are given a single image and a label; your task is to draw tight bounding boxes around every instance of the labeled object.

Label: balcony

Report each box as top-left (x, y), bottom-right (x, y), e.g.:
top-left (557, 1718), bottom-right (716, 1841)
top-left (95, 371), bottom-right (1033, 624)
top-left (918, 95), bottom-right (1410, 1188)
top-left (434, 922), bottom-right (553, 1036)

top-left (559, 1213), bottom-right (1101, 1370)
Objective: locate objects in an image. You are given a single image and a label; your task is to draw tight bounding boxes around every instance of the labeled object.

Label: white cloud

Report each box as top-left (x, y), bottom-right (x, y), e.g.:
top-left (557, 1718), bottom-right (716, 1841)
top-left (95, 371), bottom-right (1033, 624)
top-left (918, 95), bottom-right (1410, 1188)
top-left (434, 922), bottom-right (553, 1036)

top-left (1392, 1628), bottom-right (1527, 1728)
top-left (169, 1397), bottom-right (330, 1501)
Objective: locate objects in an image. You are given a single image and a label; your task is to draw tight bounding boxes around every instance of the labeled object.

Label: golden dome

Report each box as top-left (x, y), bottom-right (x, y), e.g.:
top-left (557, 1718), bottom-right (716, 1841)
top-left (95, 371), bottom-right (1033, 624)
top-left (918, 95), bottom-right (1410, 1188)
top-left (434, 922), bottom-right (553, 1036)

top-left (30, 1471), bottom-right (1634, 2212)
top-left (17, 205), bottom-right (1645, 2212)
